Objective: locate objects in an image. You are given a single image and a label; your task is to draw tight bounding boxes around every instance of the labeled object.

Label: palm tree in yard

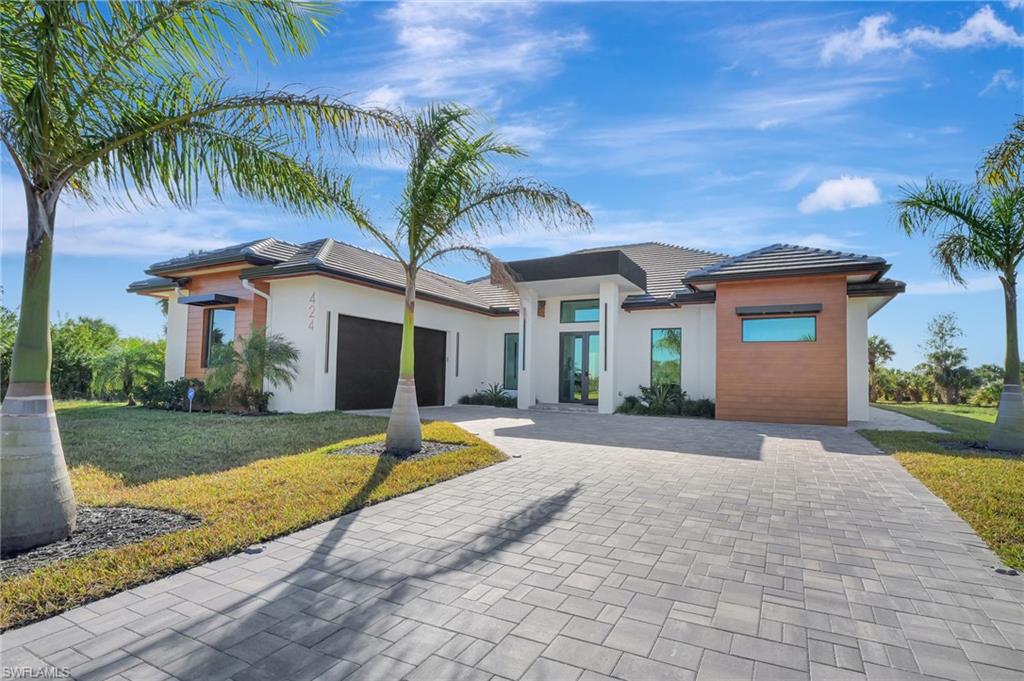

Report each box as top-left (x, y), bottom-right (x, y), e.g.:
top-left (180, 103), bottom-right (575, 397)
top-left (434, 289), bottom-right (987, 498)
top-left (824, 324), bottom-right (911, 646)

top-left (895, 116), bottom-right (1024, 451)
top-left (0, 1), bottom-right (399, 554)
top-left (207, 326), bottom-right (300, 412)
top-left (90, 338), bottom-right (164, 406)
top-left (350, 105), bottom-right (591, 455)
top-left (867, 335), bottom-right (894, 403)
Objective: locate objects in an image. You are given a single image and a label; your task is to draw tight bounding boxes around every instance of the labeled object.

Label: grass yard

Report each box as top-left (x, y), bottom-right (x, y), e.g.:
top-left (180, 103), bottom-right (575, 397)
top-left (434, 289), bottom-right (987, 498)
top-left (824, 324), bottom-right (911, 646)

top-left (1, 402), bottom-right (506, 630)
top-left (863, 402), bottom-right (1023, 571)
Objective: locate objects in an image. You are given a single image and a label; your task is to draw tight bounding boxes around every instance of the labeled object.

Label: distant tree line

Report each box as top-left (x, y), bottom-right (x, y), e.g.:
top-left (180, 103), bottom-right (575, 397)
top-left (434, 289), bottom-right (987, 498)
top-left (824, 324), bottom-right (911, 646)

top-left (870, 313), bottom-right (1014, 407)
top-left (0, 297), bottom-right (163, 404)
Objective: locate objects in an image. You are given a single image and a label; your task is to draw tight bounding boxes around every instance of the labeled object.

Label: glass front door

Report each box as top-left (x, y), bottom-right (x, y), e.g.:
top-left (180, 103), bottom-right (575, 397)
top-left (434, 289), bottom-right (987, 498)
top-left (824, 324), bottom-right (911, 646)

top-left (559, 332), bottom-right (600, 404)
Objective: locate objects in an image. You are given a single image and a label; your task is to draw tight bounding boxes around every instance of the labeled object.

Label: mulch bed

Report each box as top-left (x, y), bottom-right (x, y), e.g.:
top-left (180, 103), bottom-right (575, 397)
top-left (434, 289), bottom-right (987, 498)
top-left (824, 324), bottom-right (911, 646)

top-left (0, 506), bottom-right (200, 579)
top-left (329, 440), bottom-right (468, 461)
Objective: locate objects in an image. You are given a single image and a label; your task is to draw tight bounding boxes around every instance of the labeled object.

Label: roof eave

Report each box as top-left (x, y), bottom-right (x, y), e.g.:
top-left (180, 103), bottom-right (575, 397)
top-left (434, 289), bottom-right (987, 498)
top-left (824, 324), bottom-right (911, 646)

top-left (241, 264), bottom-right (510, 316)
top-left (682, 262), bottom-right (886, 286)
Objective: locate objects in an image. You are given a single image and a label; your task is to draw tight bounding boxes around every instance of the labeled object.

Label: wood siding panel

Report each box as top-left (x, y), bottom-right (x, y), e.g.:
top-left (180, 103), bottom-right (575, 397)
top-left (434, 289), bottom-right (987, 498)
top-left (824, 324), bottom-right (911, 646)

top-left (182, 269), bottom-right (267, 378)
top-left (715, 275), bottom-right (848, 426)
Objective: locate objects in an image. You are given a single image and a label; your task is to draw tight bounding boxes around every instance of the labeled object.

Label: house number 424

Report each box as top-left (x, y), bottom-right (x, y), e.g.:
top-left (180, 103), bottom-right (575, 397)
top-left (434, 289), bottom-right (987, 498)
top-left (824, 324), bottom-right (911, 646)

top-left (308, 292), bottom-right (316, 330)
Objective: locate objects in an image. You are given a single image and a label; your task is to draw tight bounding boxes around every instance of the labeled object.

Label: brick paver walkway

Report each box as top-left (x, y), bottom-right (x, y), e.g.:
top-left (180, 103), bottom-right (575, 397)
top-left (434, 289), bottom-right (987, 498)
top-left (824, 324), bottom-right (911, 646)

top-left (3, 408), bottom-right (1022, 681)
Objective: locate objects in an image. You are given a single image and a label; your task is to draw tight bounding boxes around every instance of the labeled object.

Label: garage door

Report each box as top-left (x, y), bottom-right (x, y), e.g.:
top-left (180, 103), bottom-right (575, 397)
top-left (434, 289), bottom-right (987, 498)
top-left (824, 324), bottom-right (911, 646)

top-left (335, 314), bottom-right (447, 410)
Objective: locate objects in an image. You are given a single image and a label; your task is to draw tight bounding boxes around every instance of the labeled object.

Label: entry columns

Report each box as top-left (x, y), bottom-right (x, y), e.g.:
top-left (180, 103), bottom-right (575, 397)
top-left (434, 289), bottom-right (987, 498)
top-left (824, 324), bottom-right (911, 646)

top-left (516, 287), bottom-right (539, 409)
top-left (598, 281), bottom-right (619, 414)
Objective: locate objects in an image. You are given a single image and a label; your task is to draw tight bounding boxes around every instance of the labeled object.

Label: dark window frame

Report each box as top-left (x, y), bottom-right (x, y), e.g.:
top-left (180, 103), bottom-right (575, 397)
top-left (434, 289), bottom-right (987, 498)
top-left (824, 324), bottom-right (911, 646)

top-left (503, 332), bottom-right (519, 390)
top-left (202, 306), bottom-right (236, 368)
top-left (741, 315), bottom-right (817, 343)
top-left (650, 327), bottom-right (682, 387)
top-left (559, 299), bottom-right (600, 323)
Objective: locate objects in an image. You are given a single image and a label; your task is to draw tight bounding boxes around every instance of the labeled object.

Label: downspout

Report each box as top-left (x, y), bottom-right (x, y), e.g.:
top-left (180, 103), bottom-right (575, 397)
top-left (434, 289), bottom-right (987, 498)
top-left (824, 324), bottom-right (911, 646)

top-left (242, 279), bottom-right (273, 393)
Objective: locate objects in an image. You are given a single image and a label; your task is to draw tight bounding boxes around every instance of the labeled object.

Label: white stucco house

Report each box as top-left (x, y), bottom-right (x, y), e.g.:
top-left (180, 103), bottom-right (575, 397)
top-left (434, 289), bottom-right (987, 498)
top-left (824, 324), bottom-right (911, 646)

top-left (129, 238), bottom-right (903, 426)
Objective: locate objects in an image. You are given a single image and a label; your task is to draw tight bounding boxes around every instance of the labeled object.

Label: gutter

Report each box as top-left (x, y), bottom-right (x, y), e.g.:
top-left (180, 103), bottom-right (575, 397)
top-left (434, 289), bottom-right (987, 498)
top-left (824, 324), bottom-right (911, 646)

top-left (242, 279), bottom-right (273, 330)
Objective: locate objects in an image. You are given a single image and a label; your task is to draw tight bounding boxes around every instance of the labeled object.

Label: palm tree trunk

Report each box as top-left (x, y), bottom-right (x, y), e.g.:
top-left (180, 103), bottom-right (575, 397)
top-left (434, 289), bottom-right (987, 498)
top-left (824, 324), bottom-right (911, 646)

top-left (385, 267), bottom-right (422, 455)
top-left (1, 191), bottom-right (77, 556)
top-left (990, 274), bottom-right (1024, 452)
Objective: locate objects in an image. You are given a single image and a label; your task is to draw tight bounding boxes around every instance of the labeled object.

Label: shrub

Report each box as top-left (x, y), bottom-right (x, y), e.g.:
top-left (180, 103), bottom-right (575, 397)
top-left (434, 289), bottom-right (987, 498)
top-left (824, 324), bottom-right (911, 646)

top-left (615, 395), bottom-right (644, 414)
top-left (458, 382), bottom-right (516, 407)
top-left (139, 378), bottom-right (213, 411)
top-left (970, 381), bottom-right (1004, 407)
top-left (206, 326), bottom-right (298, 413)
top-left (616, 384), bottom-right (715, 419)
top-left (90, 337), bottom-right (165, 405)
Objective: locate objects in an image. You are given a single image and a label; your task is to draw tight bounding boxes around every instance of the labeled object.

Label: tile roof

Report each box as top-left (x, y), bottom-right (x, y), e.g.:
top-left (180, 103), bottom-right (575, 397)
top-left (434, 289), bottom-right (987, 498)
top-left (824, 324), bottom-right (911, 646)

top-left (126, 276), bottom-right (183, 293)
top-left (135, 239), bottom-right (899, 313)
top-left (241, 239), bottom-right (517, 313)
top-left (572, 242), bottom-right (726, 298)
top-left (147, 238), bottom-right (302, 275)
top-left (682, 243), bottom-right (888, 284)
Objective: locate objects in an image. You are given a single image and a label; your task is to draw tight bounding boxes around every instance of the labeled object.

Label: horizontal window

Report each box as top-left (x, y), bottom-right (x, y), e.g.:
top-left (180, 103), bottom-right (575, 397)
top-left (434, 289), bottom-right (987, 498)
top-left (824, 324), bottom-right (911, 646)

top-left (742, 316), bottom-right (816, 343)
top-left (651, 328), bottom-right (681, 386)
top-left (560, 299), bottom-right (599, 323)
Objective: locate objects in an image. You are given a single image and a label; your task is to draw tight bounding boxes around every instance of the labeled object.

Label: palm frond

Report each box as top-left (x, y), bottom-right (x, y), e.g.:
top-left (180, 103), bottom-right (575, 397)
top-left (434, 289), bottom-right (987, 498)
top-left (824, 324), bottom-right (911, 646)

top-left (894, 179), bottom-right (995, 284)
top-left (420, 244), bottom-right (518, 291)
top-left (983, 115), bottom-right (1024, 187)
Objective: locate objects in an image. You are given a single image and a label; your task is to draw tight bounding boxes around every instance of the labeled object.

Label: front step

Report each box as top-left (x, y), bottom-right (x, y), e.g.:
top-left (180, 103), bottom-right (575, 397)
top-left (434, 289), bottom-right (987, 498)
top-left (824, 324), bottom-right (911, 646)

top-left (529, 402), bottom-right (599, 413)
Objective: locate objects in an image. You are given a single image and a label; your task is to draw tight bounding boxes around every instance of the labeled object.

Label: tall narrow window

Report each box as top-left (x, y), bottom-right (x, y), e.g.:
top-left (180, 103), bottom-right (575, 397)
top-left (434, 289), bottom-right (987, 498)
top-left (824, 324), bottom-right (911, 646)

top-left (650, 328), bottom-right (681, 387)
top-left (503, 333), bottom-right (519, 390)
top-left (203, 307), bottom-right (235, 367)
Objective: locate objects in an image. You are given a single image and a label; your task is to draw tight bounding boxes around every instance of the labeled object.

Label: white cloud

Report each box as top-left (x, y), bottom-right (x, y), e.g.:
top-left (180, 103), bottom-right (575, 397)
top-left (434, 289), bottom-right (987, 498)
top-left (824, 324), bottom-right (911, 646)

top-left (798, 176), bottom-right (881, 214)
top-left (822, 6), bottom-right (1024, 63)
top-left (350, 1), bottom-right (589, 110)
top-left (904, 275), bottom-right (1002, 295)
top-left (1008, 0), bottom-right (1024, 9)
top-left (980, 68), bottom-right (1021, 95)
top-left (821, 14), bottom-right (904, 63)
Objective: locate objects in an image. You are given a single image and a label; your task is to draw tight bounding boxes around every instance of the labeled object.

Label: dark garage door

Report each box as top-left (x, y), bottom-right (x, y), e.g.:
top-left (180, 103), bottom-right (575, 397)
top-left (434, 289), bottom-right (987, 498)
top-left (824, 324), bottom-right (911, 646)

top-left (335, 314), bottom-right (446, 410)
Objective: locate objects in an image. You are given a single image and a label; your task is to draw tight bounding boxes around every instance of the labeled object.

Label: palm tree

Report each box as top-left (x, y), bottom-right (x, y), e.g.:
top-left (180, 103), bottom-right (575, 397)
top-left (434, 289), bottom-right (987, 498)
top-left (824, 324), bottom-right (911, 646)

top-left (349, 105), bottom-right (591, 454)
top-left (867, 335), bottom-right (894, 403)
top-left (207, 326), bottom-right (300, 412)
top-left (0, 1), bottom-right (398, 554)
top-left (895, 121), bottom-right (1024, 450)
top-left (90, 338), bottom-right (164, 406)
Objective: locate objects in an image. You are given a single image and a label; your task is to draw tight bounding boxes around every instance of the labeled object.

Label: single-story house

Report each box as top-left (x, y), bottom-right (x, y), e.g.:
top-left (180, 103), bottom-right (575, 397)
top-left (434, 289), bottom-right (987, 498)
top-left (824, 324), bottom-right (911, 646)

top-left (129, 239), bottom-right (904, 426)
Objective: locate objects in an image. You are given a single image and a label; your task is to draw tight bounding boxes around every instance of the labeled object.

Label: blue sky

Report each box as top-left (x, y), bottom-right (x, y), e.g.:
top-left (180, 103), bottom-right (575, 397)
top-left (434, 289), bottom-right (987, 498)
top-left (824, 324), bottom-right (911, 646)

top-left (2, 1), bottom-right (1022, 370)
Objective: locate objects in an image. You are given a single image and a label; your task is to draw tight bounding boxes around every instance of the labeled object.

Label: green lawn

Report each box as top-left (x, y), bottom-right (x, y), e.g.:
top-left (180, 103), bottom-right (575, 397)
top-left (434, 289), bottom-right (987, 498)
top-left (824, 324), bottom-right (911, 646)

top-left (2, 402), bottom-right (506, 630)
top-left (862, 402), bottom-right (1023, 571)
top-left (55, 401), bottom-right (392, 484)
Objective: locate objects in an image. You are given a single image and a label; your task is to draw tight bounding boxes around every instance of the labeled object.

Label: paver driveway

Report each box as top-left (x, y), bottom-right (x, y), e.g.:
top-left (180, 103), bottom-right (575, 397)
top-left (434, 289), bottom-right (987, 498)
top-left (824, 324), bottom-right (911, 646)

top-left (3, 408), bottom-right (1023, 681)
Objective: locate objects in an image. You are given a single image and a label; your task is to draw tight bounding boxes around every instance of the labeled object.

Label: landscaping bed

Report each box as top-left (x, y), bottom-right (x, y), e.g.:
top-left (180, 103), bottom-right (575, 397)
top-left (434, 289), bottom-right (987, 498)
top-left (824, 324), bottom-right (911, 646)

top-left (861, 403), bottom-right (1023, 571)
top-left (330, 440), bottom-right (467, 460)
top-left (0, 402), bottom-right (506, 630)
top-left (0, 506), bottom-right (200, 579)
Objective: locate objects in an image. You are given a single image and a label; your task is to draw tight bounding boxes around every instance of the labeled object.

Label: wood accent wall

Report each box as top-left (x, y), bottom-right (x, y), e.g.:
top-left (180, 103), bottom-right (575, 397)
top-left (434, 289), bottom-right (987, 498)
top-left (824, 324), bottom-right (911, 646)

top-left (182, 268), bottom-right (268, 378)
top-left (715, 274), bottom-right (848, 426)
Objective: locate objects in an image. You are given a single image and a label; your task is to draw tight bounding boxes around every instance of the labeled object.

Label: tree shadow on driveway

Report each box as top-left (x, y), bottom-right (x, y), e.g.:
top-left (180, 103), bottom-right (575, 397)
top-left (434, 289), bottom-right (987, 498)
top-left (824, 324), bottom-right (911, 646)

top-left (110, 451), bottom-right (581, 681)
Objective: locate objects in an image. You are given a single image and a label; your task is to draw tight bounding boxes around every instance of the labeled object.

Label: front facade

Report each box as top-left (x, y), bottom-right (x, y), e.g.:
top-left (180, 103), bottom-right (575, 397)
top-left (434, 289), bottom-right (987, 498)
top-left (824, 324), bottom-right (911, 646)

top-left (130, 239), bottom-right (903, 426)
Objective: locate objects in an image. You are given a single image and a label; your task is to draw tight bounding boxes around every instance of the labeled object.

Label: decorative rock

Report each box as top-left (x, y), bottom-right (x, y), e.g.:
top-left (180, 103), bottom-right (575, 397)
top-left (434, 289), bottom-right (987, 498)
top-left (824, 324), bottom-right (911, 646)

top-left (0, 506), bottom-right (199, 578)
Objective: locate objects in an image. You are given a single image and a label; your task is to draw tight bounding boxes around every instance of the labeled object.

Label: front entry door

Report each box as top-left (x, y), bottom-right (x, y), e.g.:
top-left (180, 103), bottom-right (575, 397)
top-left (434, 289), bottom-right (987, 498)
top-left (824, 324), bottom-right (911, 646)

top-left (559, 332), bottom-right (600, 404)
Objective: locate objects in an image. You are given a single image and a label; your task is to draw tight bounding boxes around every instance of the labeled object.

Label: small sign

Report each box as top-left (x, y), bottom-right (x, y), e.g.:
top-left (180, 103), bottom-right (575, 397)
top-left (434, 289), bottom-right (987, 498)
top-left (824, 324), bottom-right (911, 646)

top-left (187, 387), bottom-right (196, 413)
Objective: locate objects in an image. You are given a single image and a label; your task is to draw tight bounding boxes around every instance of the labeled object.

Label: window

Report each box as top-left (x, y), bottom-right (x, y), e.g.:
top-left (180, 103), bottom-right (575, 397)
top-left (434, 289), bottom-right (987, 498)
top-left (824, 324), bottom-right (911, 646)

top-left (203, 307), bottom-right (236, 366)
top-left (742, 316), bottom-right (816, 343)
top-left (560, 299), bottom-right (599, 323)
top-left (651, 328), bottom-right (681, 386)
top-left (503, 333), bottom-right (519, 390)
